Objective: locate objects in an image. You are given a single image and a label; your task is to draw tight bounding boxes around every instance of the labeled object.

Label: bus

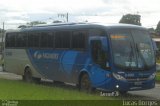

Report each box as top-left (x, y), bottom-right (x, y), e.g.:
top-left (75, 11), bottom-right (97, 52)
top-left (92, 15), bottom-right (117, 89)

top-left (3, 23), bottom-right (156, 93)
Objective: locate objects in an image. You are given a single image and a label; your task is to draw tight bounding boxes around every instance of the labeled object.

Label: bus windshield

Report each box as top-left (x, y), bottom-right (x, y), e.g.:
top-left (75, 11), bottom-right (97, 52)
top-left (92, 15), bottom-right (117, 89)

top-left (110, 29), bottom-right (155, 70)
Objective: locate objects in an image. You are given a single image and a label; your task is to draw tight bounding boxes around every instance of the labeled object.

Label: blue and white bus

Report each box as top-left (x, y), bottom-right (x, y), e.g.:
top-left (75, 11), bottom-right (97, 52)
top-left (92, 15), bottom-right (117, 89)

top-left (4, 23), bottom-right (156, 93)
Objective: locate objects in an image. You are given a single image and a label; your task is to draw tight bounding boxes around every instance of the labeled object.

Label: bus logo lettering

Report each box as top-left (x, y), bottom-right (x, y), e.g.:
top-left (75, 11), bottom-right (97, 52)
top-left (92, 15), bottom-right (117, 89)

top-left (34, 51), bottom-right (59, 60)
top-left (42, 53), bottom-right (59, 59)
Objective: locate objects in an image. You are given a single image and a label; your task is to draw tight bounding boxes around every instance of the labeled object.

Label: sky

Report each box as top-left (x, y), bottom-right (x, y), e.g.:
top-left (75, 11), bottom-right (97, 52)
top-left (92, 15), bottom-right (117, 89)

top-left (0, 0), bottom-right (160, 29)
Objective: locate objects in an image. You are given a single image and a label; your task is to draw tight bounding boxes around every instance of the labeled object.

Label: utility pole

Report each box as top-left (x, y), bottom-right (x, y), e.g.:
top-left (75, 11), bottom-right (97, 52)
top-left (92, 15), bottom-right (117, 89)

top-left (66, 13), bottom-right (68, 22)
top-left (2, 22), bottom-right (4, 32)
top-left (58, 13), bottom-right (69, 22)
top-left (2, 22), bottom-right (4, 42)
top-left (1, 22), bottom-right (4, 56)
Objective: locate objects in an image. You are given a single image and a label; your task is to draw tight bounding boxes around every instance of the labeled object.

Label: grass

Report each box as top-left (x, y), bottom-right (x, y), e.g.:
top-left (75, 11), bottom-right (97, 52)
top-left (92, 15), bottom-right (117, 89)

top-left (156, 72), bottom-right (160, 81)
top-left (156, 57), bottom-right (160, 80)
top-left (156, 58), bottom-right (160, 64)
top-left (0, 58), bottom-right (3, 65)
top-left (0, 78), bottom-right (111, 100)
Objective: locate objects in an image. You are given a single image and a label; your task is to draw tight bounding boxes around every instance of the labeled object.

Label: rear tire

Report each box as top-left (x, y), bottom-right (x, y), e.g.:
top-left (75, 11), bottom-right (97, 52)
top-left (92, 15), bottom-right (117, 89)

top-left (80, 74), bottom-right (95, 93)
top-left (23, 68), bottom-right (33, 83)
top-left (23, 68), bottom-right (41, 84)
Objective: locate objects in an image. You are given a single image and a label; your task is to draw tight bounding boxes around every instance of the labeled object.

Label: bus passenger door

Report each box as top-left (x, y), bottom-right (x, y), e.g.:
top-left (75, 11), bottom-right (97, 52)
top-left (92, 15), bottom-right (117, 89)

top-left (89, 39), bottom-right (110, 87)
top-left (91, 40), bottom-right (108, 69)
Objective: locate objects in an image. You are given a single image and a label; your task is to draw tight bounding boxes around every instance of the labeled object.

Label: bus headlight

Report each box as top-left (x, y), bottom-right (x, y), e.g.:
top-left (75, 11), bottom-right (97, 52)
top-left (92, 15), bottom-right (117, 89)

top-left (113, 73), bottom-right (126, 81)
top-left (148, 73), bottom-right (156, 80)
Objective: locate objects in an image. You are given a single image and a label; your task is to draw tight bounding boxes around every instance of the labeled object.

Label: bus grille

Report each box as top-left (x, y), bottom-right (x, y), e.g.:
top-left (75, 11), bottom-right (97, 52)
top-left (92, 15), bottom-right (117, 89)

top-left (126, 78), bottom-right (148, 81)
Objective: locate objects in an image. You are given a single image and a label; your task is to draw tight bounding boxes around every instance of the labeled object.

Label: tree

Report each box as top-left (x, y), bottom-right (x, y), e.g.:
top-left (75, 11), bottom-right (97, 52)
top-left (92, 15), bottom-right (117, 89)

top-left (53, 20), bottom-right (62, 23)
top-left (119, 14), bottom-right (141, 26)
top-left (18, 25), bottom-right (27, 28)
top-left (26, 21), bottom-right (46, 26)
top-left (18, 21), bottom-right (47, 28)
top-left (156, 21), bottom-right (160, 35)
top-left (0, 28), bottom-right (3, 37)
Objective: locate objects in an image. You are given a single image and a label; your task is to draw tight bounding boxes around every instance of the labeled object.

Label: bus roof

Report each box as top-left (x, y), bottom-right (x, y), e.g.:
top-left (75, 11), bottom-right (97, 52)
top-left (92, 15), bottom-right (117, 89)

top-left (6, 22), bottom-right (147, 33)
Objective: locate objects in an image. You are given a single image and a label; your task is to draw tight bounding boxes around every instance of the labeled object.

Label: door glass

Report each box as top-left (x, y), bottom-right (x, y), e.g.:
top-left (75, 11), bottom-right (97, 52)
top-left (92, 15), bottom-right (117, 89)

top-left (91, 40), bottom-right (108, 69)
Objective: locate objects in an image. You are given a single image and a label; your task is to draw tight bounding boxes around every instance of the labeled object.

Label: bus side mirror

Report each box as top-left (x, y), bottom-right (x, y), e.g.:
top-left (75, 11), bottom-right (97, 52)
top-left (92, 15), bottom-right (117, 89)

top-left (101, 37), bottom-right (108, 51)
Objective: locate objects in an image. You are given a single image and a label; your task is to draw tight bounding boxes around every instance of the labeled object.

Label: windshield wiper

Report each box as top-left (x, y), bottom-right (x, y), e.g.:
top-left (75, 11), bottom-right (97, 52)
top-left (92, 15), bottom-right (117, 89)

top-left (135, 43), bottom-right (148, 70)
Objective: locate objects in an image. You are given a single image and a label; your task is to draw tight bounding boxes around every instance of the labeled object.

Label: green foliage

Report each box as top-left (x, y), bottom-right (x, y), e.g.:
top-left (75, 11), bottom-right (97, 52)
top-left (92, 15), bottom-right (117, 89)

top-left (18, 21), bottom-right (47, 28)
top-left (156, 21), bottom-right (160, 34)
top-left (27, 21), bottom-right (47, 26)
top-left (18, 25), bottom-right (28, 28)
top-left (156, 72), bottom-right (160, 81)
top-left (53, 20), bottom-right (62, 23)
top-left (156, 76), bottom-right (160, 81)
top-left (119, 14), bottom-right (141, 26)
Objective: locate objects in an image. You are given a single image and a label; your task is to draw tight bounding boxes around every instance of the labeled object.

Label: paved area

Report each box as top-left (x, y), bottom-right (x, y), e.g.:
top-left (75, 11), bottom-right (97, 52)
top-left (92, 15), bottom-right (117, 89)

top-left (0, 71), bottom-right (22, 80)
top-left (129, 84), bottom-right (160, 100)
top-left (157, 63), bottom-right (160, 71)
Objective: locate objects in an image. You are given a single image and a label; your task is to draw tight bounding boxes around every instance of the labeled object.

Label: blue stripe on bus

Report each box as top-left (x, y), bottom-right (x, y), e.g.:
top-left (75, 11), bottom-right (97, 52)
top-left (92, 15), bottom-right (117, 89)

top-left (61, 51), bottom-right (77, 74)
top-left (27, 48), bottom-right (83, 80)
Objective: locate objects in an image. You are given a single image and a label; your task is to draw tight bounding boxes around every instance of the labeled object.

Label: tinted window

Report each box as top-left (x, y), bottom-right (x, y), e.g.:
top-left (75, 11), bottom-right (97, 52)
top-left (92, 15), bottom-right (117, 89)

top-left (28, 32), bottom-right (40, 48)
top-left (55, 31), bottom-right (71, 48)
top-left (40, 32), bottom-right (48, 48)
top-left (16, 33), bottom-right (27, 47)
top-left (48, 32), bottom-right (54, 48)
top-left (40, 32), bottom-right (54, 48)
top-left (5, 33), bottom-right (16, 47)
top-left (89, 29), bottom-right (105, 36)
top-left (72, 31), bottom-right (86, 49)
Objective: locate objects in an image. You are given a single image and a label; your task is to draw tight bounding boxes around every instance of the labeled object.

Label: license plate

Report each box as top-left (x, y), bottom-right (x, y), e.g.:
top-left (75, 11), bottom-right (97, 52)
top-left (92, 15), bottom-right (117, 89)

top-left (134, 82), bottom-right (142, 85)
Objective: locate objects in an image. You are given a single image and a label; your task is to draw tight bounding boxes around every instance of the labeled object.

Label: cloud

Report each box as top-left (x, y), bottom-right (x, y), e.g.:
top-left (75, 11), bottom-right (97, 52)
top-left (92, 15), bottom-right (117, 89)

top-left (0, 0), bottom-right (159, 29)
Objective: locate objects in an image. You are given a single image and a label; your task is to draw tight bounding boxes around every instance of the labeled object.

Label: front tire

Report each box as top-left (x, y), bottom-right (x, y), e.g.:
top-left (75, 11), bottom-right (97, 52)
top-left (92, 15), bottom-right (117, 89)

top-left (80, 74), bottom-right (95, 93)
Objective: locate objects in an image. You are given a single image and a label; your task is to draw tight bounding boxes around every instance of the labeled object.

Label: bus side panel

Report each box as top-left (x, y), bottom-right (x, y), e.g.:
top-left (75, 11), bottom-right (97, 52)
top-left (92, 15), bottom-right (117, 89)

top-left (26, 49), bottom-right (90, 83)
top-left (26, 48), bottom-right (61, 81)
top-left (69, 51), bottom-right (90, 84)
top-left (4, 49), bottom-right (42, 78)
top-left (60, 51), bottom-right (79, 83)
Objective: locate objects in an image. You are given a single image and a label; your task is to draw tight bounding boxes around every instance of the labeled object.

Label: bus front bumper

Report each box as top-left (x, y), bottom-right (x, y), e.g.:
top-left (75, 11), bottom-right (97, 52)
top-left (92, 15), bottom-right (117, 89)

top-left (96, 78), bottom-right (155, 91)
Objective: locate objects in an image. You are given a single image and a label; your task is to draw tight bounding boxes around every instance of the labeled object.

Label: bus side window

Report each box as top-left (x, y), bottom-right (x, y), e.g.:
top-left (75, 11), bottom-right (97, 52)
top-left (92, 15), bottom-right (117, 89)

top-left (55, 31), bottom-right (71, 49)
top-left (28, 32), bottom-right (40, 48)
top-left (72, 31), bottom-right (86, 50)
top-left (40, 32), bottom-right (49, 48)
top-left (91, 40), bottom-right (108, 69)
top-left (6, 33), bottom-right (16, 48)
top-left (16, 33), bottom-right (27, 47)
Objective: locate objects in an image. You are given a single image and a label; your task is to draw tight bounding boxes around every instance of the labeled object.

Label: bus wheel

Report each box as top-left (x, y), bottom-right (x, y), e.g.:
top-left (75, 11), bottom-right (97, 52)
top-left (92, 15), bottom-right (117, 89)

top-left (23, 68), bottom-right (33, 83)
top-left (80, 74), bottom-right (95, 93)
